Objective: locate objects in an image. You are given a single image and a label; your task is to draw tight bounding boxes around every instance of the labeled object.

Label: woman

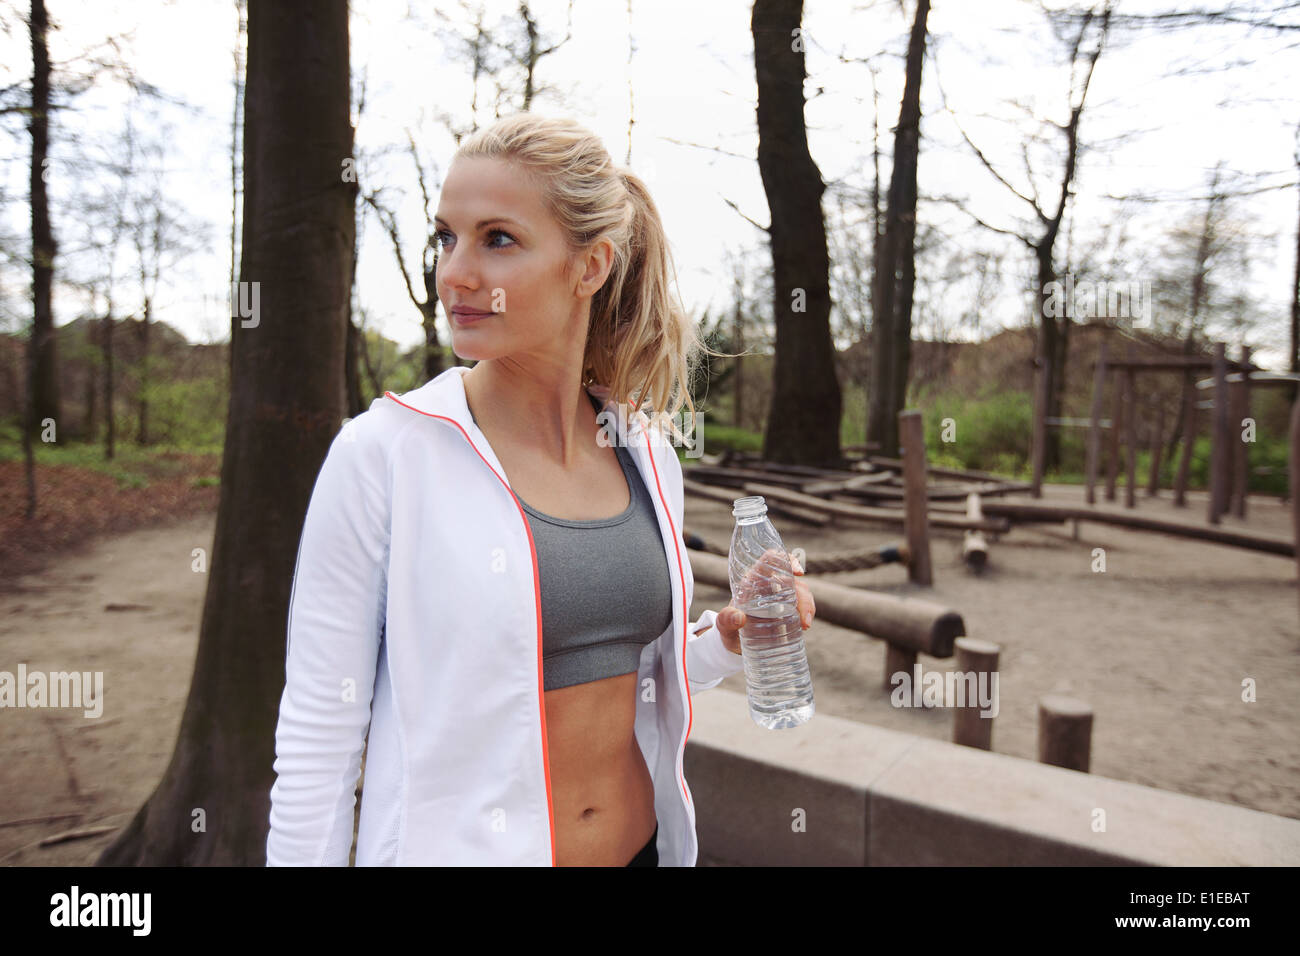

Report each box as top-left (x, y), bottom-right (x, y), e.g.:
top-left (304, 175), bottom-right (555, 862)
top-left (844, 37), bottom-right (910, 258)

top-left (266, 114), bottom-right (816, 867)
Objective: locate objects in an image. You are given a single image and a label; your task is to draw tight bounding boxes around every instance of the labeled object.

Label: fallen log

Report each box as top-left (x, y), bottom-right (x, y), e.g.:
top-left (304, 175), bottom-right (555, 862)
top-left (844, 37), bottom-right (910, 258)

top-left (683, 479), bottom-right (830, 526)
top-left (867, 456), bottom-right (1014, 486)
top-left (799, 471), bottom-right (897, 495)
top-left (682, 529), bottom-right (909, 573)
top-left (981, 500), bottom-right (1295, 557)
top-left (836, 480), bottom-right (1033, 502)
top-left (682, 465), bottom-right (814, 489)
top-left (741, 481), bottom-right (1011, 533)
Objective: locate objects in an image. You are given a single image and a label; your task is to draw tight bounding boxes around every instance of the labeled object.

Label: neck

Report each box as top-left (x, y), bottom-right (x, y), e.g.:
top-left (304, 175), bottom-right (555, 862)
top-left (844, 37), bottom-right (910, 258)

top-left (463, 359), bottom-right (597, 469)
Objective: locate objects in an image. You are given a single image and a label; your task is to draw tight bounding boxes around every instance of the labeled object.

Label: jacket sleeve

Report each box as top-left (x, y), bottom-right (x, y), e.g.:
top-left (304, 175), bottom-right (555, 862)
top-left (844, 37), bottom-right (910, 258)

top-left (685, 608), bottom-right (744, 694)
top-left (648, 413), bottom-right (745, 695)
top-left (266, 412), bottom-right (391, 866)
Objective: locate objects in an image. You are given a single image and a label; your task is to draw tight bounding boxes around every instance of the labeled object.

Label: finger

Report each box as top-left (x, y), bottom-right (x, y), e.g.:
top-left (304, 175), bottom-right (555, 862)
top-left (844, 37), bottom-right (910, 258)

top-left (718, 607), bottom-right (746, 633)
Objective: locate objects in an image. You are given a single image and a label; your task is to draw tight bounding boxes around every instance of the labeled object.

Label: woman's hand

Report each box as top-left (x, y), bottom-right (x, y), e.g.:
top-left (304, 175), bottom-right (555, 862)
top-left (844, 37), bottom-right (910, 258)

top-left (714, 549), bottom-right (816, 656)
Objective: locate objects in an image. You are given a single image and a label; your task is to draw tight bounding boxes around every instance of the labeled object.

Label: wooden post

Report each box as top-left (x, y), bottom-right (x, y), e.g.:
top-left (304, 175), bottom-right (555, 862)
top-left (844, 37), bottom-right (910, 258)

top-left (1038, 695), bottom-right (1093, 772)
top-left (1230, 345), bottom-right (1252, 518)
top-left (1105, 368), bottom-right (1122, 502)
top-left (1031, 349), bottom-right (1047, 499)
top-left (900, 409), bottom-right (933, 586)
top-left (1085, 341), bottom-right (1107, 505)
top-left (1208, 342), bottom-right (1229, 525)
top-left (962, 493), bottom-right (988, 572)
top-left (952, 638), bottom-right (1000, 750)
top-left (1146, 395), bottom-right (1165, 496)
top-left (1173, 380), bottom-right (1197, 508)
top-left (884, 644), bottom-right (917, 693)
top-left (1124, 351), bottom-right (1137, 509)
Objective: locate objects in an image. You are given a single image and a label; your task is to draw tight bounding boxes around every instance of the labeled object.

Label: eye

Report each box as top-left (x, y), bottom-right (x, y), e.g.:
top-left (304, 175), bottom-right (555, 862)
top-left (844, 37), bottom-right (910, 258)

top-left (432, 228), bottom-right (516, 250)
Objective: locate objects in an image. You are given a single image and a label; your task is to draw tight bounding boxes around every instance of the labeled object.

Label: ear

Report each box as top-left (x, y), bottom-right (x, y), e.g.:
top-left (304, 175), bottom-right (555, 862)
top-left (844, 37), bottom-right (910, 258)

top-left (574, 237), bottom-right (616, 298)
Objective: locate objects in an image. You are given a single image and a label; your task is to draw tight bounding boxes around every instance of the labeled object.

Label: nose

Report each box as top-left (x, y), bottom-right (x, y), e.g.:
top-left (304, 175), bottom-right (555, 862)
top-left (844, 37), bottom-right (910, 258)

top-left (436, 238), bottom-right (479, 296)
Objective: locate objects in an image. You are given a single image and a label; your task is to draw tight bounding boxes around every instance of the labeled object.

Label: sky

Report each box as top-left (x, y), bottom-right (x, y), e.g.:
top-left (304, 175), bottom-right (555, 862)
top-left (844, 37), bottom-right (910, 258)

top-left (1, 0), bottom-right (1297, 368)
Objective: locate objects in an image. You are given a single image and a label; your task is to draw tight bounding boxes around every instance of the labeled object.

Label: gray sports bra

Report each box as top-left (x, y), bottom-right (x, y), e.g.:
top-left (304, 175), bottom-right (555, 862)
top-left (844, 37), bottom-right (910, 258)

top-left (469, 391), bottom-right (675, 691)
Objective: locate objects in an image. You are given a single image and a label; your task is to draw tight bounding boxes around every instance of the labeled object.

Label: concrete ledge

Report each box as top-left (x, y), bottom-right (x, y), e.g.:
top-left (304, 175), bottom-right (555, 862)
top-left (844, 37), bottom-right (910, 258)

top-left (685, 688), bottom-right (1300, 866)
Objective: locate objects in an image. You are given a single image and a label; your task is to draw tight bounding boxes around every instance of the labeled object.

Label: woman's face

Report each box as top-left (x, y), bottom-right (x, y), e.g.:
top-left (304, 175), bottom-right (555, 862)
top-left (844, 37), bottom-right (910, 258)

top-left (434, 156), bottom-right (611, 365)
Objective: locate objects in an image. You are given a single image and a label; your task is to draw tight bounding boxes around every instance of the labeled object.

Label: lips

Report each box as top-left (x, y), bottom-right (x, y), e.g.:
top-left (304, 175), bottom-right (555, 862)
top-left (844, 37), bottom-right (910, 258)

top-left (451, 306), bottom-right (494, 325)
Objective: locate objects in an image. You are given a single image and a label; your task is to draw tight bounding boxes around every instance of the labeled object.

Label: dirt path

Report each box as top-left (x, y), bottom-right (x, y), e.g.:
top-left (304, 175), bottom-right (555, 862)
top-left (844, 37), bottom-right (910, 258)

top-left (1, 483), bottom-right (1296, 865)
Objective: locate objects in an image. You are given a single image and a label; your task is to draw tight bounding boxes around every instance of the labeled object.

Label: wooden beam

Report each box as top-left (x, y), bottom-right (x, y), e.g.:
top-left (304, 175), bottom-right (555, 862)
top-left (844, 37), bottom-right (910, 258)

top-left (900, 410), bottom-right (934, 586)
top-left (682, 479), bottom-right (830, 526)
top-left (737, 482), bottom-right (1012, 532)
top-left (866, 457), bottom-right (1012, 485)
top-left (981, 500), bottom-right (1293, 557)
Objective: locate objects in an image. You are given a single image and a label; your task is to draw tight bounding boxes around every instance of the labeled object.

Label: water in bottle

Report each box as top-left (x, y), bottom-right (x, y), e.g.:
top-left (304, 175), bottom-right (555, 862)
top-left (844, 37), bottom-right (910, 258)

top-left (728, 495), bottom-right (815, 729)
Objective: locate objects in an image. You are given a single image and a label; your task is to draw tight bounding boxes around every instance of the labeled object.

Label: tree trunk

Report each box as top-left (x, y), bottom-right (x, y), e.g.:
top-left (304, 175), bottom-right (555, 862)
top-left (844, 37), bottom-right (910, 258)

top-left (102, 309), bottom-right (115, 460)
top-left (752, 0), bottom-right (841, 466)
top-left (85, 319), bottom-right (98, 442)
top-left (1167, 169), bottom-right (1218, 460)
top-left (27, 0), bottom-right (60, 441)
top-left (96, 0), bottom-right (356, 865)
top-left (1290, 156), bottom-right (1299, 404)
top-left (868, 0), bottom-right (929, 460)
top-left (137, 299), bottom-right (151, 445)
top-left (1036, 247), bottom-right (1064, 471)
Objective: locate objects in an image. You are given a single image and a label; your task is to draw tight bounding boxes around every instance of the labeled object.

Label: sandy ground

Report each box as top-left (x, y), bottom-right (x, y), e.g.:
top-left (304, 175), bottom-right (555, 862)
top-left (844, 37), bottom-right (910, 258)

top-left (1, 482), bottom-right (1296, 865)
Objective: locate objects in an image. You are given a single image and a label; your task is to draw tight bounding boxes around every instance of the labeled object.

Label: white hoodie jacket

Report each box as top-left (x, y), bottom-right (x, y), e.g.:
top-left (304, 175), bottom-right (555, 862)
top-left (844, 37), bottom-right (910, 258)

top-left (266, 364), bottom-right (745, 866)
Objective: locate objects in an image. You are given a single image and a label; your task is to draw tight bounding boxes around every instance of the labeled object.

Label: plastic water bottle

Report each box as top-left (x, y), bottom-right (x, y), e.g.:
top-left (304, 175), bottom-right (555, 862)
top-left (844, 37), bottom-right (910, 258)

top-left (728, 495), bottom-right (815, 729)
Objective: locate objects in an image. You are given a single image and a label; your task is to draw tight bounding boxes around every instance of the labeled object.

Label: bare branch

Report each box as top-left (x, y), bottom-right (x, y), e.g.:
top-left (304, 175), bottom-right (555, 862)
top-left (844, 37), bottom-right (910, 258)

top-left (930, 53), bottom-right (1047, 221)
top-left (721, 196), bottom-right (770, 233)
top-left (362, 190), bottom-right (424, 313)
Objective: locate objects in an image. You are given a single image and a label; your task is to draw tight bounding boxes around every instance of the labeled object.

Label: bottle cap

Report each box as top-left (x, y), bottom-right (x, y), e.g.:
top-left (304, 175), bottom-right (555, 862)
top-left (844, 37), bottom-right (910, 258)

top-left (732, 495), bottom-right (767, 519)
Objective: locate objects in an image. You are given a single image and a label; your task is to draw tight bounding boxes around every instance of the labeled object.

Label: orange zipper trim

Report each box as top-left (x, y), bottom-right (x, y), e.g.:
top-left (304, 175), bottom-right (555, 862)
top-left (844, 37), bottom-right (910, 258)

top-left (383, 391), bottom-right (557, 866)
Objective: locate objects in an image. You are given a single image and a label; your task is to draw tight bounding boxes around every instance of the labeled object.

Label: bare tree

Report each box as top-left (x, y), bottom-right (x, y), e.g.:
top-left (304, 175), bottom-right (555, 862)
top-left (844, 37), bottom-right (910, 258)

top-left (97, 0), bottom-right (356, 865)
top-left (940, 1), bottom-right (1114, 472)
top-left (868, 0), bottom-right (930, 460)
top-left (127, 115), bottom-right (204, 445)
top-left (362, 131), bottom-right (447, 384)
top-left (752, 0), bottom-right (843, 465)
top-left (26, 0), bottom-right (57, 442)
top-left (516, 0), bottom-right (574, 112)
top-left (1292, 122), bottom-right (1299, 388)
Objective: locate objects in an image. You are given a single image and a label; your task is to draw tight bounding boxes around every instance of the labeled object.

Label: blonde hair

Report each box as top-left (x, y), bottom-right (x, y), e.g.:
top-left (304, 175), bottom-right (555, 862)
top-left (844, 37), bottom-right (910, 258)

top-left (453, 113), bottom-right (730, 443)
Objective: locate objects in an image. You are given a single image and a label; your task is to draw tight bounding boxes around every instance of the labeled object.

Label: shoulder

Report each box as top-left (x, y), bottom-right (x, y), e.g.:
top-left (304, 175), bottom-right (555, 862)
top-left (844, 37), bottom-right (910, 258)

top-left (322, 396), bottom-right (416, 488)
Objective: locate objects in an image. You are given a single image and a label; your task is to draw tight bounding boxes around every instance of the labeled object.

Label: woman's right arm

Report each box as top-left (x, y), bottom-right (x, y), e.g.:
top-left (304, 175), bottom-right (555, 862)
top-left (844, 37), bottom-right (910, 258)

top-left (266, 413), bottom-right (392, 866)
